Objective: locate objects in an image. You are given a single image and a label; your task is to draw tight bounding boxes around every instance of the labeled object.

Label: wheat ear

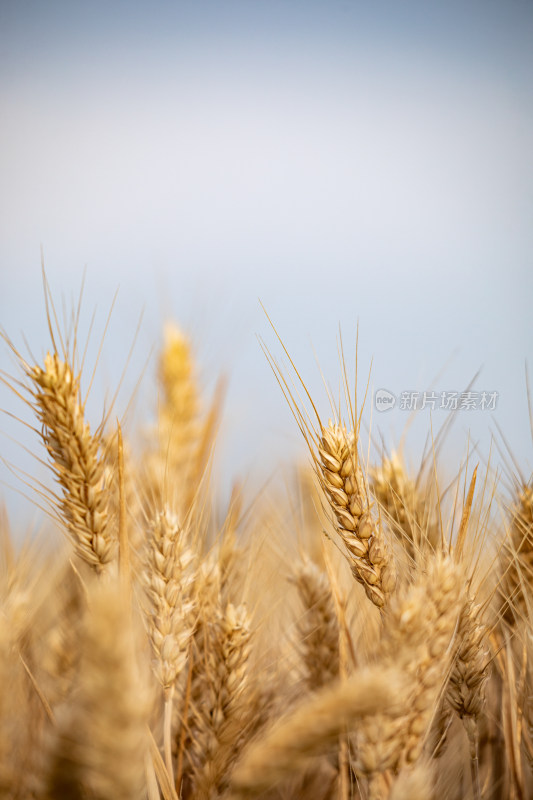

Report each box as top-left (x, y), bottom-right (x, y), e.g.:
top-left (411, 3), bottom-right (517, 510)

top-left (500, 482), bottom-right (533, 623)
top-left (370, 452), bottom-right (440, 557)
top-left (189, 602), bottom-right (252, 799)
top-left (145, 323), bottom-right (219, 515)
top-left (446, 595), bottom-right (490, 799)
top-left (144, 507), bottom-right (195, 782)
top-left (43, 582), bottom-right (149, 800)
top-left (448, 597), bottom-right (490, 722)
top-left (294, 559), bottom-right (340, 690)
top-left (355, 554), bottom-right (463, 778)
top-left (318, 421), bottom-right (397, 607)
top-left (145, 508), bottom-right (195, 692)
top-left (28, 352), bottom-right (115, 573)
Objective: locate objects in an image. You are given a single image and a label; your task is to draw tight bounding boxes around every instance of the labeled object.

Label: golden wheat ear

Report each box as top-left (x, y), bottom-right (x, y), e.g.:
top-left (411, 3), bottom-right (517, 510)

top-left (142, 506), bottom-right (196, 787)
top-left (187, 600), bottom-right (252, 799)
top-left (142, 323), bottom-right (223, 518)
top-left (370, 451), bottom-right (440, 559)
top-left (261, 325), bottom-right (397, 609)
top-left (316, 421), bottom-right (397, 608)
top-left (499, 481), bottom-right (533, 625)
top-left (354, 554), bottom-right (464, 784)
top-left (26, 352), bottom-right (117, 573)
top-left (0, 542), bottom-right (59, 798)
top-left (42, 581), bottom-right (150, 800)
top-left (293, 559), bottom-right (340, 691)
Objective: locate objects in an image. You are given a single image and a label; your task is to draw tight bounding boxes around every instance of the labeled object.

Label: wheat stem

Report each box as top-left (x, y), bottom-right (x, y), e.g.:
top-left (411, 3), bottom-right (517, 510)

top-left (164, 689), bottom-right (175, 788)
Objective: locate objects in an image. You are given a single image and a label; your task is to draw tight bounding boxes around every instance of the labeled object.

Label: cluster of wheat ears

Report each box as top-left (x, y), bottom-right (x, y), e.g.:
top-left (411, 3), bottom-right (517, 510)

top-left (0, 284), bottom-right (532, 800)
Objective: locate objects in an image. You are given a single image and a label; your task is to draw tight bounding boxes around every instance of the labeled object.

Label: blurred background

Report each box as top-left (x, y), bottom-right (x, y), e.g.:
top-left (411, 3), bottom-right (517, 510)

top-left (1, 0), bottom-right (532, 530)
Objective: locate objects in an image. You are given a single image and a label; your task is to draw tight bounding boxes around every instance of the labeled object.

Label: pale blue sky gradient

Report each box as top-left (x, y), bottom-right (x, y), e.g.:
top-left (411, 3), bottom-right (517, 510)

top-left (1, 1), bottom-right (532, 526)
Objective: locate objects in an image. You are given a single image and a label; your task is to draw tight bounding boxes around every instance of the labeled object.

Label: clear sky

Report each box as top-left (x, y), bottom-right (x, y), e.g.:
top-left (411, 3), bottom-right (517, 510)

top-left (1, 1), bottom-right (532, 527)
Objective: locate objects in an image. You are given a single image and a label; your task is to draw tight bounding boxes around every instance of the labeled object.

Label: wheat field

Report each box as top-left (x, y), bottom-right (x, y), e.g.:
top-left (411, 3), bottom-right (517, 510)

top-left (0, 284), bottom-right (531, 800)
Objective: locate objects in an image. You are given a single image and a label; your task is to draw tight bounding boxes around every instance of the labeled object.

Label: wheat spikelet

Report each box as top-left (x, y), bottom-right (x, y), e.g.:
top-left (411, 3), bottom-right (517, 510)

top-left (43, 582), bottom-right (149, 800)
top-left (101, 427), bottom-right (141, 562)
top-left (27, 352), bottom-right (116, 573)
top-left (317, 421), bottom-right (397, 608)
top-left (157, 323), bottom-right (200, 491)
top-left (294, 559), bottom-right (340, 691)
top-left (159, 323), bottom-right (198, 423)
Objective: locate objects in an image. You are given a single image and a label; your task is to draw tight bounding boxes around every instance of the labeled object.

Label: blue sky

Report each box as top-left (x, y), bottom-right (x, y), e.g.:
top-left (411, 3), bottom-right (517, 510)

top-left (1, 1), bottom-right (532, 526)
